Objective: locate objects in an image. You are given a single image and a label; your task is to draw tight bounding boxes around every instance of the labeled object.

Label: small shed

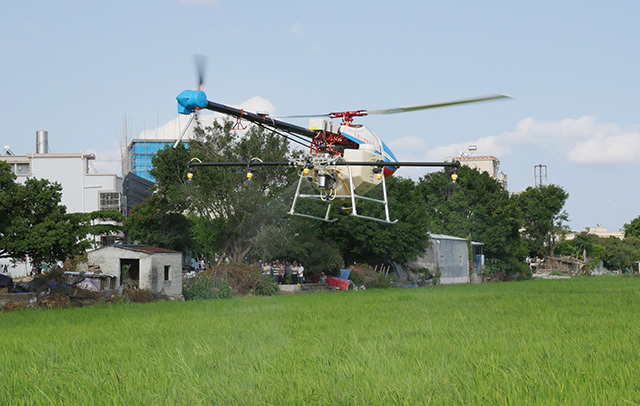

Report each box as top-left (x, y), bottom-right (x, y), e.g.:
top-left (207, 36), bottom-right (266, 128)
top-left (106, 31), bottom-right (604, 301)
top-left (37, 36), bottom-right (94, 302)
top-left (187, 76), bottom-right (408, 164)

top-left (407, 234), bottom-right (474, 284)
top-left (85, 245), bottom-right (182, 297)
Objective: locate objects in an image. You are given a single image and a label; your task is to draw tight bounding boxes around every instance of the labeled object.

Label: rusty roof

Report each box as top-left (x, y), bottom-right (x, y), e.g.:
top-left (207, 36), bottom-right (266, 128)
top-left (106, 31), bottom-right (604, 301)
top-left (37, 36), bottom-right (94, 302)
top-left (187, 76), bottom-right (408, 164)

top-left (115, 245), bottom-right (181, 254)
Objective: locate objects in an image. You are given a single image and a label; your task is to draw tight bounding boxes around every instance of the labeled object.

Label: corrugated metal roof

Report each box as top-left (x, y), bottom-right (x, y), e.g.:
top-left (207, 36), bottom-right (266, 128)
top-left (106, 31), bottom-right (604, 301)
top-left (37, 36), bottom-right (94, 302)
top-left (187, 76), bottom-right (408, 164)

top-left (429, 233), bottom-right (467, 241)
top-left (429, 233), bottom-right (484, 245)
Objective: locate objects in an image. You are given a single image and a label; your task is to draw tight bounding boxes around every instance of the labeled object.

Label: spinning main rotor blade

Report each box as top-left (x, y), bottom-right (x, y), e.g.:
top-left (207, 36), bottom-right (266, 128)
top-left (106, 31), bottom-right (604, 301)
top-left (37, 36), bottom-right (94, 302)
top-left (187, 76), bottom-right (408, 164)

top-left (279, 94), bottom-right (510, 120)
top-left (367, 94), bottom-right (510, 115)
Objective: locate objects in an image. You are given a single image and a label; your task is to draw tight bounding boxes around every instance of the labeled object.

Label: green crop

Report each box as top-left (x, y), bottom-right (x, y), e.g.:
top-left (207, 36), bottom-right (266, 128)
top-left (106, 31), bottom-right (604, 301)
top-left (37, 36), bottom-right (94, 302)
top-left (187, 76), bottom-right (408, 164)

top-left (1, 276), bottom-right (640, 405)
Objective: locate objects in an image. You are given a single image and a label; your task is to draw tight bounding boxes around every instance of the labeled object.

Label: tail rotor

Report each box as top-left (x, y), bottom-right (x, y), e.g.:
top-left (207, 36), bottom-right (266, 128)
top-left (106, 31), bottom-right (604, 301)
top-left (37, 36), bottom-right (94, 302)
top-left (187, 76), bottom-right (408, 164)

top-left (175, 55), bottom-right (209, 148)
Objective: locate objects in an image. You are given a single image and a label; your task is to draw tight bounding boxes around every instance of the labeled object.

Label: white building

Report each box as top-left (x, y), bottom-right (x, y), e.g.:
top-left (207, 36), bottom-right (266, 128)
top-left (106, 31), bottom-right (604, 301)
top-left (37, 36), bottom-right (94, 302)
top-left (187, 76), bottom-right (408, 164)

top-left (1, 131), bottom-right (123, 277)
top-left (565, 224), bottom-right (624, 241)
top-left (83, 245), bottom-right (183, 297)
top-left (453, 155), bottom-right (507, 188)
top-left (2, 152), bottom-right (122, 213)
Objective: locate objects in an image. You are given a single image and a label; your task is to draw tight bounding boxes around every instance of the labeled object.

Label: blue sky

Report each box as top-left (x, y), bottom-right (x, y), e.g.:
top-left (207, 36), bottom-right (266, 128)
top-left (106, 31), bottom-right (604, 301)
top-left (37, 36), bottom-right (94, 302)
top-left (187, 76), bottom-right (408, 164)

top-left (2, 1), bottom-right (640, 232)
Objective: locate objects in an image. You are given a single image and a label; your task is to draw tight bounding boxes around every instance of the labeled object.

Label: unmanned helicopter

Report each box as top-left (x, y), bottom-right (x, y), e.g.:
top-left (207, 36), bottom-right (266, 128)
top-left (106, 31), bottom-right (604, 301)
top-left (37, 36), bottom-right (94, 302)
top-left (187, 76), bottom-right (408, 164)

top-left (176, 58), bottom-right (508, 223)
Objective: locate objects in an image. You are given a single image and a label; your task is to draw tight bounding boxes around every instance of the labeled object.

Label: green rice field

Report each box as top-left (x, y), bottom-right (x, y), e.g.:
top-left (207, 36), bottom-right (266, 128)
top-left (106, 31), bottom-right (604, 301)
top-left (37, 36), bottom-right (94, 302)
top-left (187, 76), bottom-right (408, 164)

top-left (2, 276), bottom-right (640, 405)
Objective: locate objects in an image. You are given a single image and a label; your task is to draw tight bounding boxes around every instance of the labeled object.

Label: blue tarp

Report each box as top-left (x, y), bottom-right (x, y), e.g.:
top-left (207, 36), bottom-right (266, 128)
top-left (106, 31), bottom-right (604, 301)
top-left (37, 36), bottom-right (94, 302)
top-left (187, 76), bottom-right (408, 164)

top-left (339, 268), bottom-right (352, 280)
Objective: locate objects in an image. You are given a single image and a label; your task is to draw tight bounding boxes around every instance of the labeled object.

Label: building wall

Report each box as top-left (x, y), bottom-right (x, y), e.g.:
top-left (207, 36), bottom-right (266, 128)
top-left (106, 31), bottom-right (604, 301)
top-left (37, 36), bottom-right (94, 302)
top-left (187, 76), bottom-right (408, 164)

top-left (454, 155), bottom-right (507, 188)
top-left (2, 153), bottom-right (122, 214)
top-left (146, 254), bottom-right (183, 297)
top-left (407, 235), bottom-right (471, 284)
top-left (86, 246), bottom-right (182, 297)
top-left (87, 246), bottom-right (137, 286)
top-left (565, 225), bottom-right (624, 240)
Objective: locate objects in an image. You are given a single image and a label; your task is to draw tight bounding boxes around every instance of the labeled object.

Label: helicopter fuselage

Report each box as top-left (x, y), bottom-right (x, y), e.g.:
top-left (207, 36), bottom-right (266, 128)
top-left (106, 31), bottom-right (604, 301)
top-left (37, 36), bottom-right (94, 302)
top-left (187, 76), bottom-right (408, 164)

top-left (337, 123), bottom-right (399, 177)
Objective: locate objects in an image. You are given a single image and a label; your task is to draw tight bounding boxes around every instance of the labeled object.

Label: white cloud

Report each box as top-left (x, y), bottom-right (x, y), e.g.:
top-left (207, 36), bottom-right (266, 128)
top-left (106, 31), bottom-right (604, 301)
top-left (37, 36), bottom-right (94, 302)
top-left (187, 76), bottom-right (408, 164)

top-left (387, 136), bottom-right (428, 156)
top-left (568, 131), bottom-right (640, 163)
top-left (86, 142), bottom-right (123, 176)
top-left (138, 96), bottom-right (277, 141)
top-left (291, 22), bottom-right (303, 37)
top-left (419, 116), bottom-right (640, 164)
top-left (237, 96), bottom-right (276, 115)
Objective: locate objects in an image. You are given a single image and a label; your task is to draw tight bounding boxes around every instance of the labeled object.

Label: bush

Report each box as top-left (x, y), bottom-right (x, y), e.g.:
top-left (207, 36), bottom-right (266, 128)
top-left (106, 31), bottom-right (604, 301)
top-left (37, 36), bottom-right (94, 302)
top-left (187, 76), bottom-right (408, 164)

top-left (2, 301), bottom-right (28, 313)
top-left (209, 263), bottom-right (278, 297)
top-left (183, 273), bottom-right (232, 301)
top-left (250, 274), bottom-right (279, 296)
top-left (370, 273), bottom-right (393, 289)
top-left (350, 264), bottom-right (393, 289)
top-left (37, 293), bottom-right (70, 310)
top-left (349, 270), bottom-right (364, 286)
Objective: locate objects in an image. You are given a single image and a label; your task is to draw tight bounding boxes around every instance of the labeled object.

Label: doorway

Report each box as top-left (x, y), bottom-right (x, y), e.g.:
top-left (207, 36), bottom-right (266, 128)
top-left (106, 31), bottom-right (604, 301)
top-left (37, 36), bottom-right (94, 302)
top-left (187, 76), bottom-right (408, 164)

top-left (120, 258), bottom-right (140, 285)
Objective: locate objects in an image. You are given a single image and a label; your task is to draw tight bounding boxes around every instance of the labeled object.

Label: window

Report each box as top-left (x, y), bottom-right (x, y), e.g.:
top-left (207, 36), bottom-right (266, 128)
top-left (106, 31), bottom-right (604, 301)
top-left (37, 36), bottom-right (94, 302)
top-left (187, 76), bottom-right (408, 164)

top-left (15, 163), bottom-right (30, 175)
top-left (128, 140), bottom-right (189, 182)
top-left (164, 265), bottom-right (170, 281)
top-left (99, 192), bottom-right (121, 212)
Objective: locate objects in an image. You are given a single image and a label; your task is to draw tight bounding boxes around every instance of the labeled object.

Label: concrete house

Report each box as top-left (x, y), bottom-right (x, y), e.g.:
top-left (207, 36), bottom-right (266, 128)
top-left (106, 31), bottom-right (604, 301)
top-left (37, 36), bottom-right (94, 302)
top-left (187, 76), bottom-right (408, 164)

top-left (86, 245), bottom-right (182, 297)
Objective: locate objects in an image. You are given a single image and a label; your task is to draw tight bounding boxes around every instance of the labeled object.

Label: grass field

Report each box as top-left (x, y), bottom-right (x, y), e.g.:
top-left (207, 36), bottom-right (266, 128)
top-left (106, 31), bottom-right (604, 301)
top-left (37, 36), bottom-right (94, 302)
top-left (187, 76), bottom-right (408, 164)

top-left (2, 276), bottom-right (640, 405)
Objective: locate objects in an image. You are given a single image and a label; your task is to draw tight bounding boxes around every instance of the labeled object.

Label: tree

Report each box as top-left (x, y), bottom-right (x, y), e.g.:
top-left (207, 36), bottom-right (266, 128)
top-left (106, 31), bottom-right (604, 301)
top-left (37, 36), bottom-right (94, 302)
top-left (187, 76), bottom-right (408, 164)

top-left (249, 217), bottom-right (345, 276)
top-left (570, 233), bottom-right (605, 270)
top-left (138, 121), bottom-right (433, 268)
top-left (418, 166), bottom-right (526, 274)
top-left (516, 184), bottom-right (569, 257)
top-left (1, 177), bottom-right (86, 265)
top-left (599, 236), bottom-right (640, 272)
top-left (0, 161), bottom-right (17, 241)
top-left (556, 234), bottom-right (640, 273)
top-left (624, 215), bottom-right (640, 239)
top-left (124, 196), bottom-right (193, 252)
top-left (0, 161), bottom-right (121, 265)
top-left (314, 175), bottom-right (431, 266)
top-left (76, 209), bottom-right (125, 248)
top-left (147, 120), bottom-right (296, 263)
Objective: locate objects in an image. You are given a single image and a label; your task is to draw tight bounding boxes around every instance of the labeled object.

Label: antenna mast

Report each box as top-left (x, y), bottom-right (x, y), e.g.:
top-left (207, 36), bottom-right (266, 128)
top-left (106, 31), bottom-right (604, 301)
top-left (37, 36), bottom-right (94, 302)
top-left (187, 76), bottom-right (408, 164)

top-left (534, 164), bottom-right (547, 187)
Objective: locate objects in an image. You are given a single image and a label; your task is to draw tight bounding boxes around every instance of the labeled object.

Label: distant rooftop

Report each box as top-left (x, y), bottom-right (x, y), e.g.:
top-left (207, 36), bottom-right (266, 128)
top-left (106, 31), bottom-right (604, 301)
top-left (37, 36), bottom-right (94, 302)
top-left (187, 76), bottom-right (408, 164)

top-left (115, 244), bottom-right (181, 254)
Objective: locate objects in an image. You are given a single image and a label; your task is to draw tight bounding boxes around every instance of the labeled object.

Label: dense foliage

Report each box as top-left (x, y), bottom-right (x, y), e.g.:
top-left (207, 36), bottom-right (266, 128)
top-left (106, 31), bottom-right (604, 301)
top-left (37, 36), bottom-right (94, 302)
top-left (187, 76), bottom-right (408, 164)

top-left (124, 196), bottom-right (192, 252)
top-left (418, 166), bottom-right (527, 274)
top-left (208, 263), bottom-right (279, 296)
top-left (147, 121), bottom-right (296, 263)
top-left (516, 184), bottom-right (569, 256)
top-left (0, 161), bottom-right (123, 265)
top-left (556, 233), bottom-right (640, 272)
top-left (182, 263), bottom-right (279, 299)
top-left (182, 273), bottom-right (232, 300)
top-left (624, 214), bottom-right (640, 239)
top-left (316, 176), bottom-right (432, 265)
